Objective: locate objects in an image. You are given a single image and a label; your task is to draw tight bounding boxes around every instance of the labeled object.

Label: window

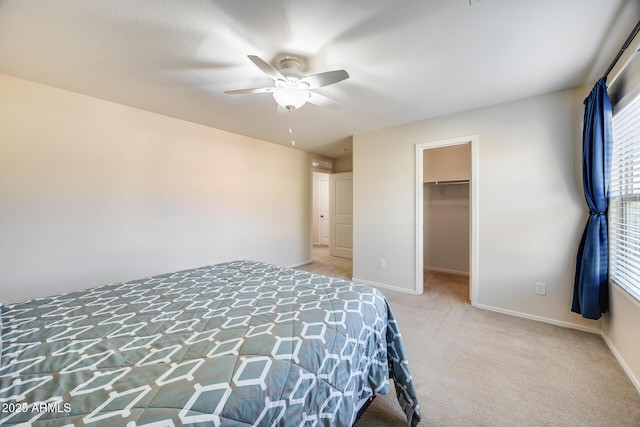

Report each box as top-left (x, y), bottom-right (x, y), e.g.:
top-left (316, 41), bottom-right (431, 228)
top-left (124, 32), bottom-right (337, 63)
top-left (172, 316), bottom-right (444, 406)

top-left (609, 92), bottom-right (640, 300)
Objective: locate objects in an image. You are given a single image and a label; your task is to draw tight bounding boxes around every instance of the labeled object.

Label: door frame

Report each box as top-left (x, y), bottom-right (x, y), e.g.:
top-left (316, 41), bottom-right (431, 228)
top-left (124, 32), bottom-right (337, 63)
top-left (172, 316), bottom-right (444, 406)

top-left (415, 135), bottom-right (478, 304)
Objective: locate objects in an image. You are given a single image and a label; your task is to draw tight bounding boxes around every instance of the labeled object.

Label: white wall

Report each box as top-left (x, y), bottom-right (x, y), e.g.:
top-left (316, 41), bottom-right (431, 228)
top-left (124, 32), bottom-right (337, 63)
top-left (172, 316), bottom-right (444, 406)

top-left (353, 87), bottom-right (599, 331)
top-left (0, 75), bottom-right (313, 303)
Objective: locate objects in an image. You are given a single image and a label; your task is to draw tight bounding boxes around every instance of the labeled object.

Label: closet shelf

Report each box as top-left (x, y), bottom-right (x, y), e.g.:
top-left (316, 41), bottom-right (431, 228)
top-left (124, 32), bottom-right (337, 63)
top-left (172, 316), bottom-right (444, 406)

top-left (424, 179), bottom-right (469, 186)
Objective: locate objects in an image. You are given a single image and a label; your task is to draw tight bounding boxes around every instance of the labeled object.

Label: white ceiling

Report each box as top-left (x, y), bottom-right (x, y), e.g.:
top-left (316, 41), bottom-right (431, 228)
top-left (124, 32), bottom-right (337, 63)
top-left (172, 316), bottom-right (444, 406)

top-left (0, 0), bottom-right (638, 158)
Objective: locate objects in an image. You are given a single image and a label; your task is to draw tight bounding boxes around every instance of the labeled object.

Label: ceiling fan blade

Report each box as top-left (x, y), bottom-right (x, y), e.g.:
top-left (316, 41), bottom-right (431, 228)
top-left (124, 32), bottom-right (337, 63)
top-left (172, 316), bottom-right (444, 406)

top-left (307, 92), bottom-right (343, 111)
top-left (301, 70), bottom-right (349, 89)
top-left (248, 55), bottom-right (285, 81)
top-left (224, 87), bottom-right (274, 94)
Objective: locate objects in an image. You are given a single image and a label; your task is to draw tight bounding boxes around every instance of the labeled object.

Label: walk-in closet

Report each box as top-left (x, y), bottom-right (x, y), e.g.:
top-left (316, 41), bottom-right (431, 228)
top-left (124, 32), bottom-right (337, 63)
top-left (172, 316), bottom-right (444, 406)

top-left (423, 143), bottom-right (470, 275)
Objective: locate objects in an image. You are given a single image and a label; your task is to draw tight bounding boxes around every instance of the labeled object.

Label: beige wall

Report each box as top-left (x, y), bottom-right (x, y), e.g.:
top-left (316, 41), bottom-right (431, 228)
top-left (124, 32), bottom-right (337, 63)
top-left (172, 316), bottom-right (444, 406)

top-left (334, 155), bottom-right (353, 173)
top-left (603, 225), bottom-right (640, 389)
top-left (424, 183), bottom-right (470, 274)
top-left (353, 87), bottom-right (599, 332)
top-left (423, 144), bottom-right (470, 182)
top-left (604, 285), bottom-right (640, 391)
top-left (0, 74), bottom-right (313, 303)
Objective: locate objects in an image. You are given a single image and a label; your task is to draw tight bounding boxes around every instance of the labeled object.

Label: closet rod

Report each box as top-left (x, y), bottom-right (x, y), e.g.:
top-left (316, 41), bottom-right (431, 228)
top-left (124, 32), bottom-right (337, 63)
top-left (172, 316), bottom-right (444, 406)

top-left (602, 19), bottom-right (640, 81)
top-left (424, 180), bottom-right (469, 186)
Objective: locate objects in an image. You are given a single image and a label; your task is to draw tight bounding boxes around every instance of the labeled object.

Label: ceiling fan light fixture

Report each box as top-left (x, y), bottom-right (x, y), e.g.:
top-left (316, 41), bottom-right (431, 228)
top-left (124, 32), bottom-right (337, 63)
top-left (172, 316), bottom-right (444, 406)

top-left (273, 87), bottom-right (309, 111)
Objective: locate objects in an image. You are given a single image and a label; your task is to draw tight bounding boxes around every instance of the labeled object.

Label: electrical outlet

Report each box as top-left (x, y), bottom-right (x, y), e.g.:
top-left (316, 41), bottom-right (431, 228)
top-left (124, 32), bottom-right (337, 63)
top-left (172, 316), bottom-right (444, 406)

top-left (378, 259), bottom-right (386, 269)
top-left (535, 282), bottom-right (546, 296)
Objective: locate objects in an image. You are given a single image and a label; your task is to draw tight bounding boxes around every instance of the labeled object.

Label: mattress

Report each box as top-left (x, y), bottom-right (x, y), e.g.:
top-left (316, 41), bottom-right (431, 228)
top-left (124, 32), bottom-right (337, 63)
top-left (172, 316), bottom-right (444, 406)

top-left (0, 260), bottom-right (420, 426)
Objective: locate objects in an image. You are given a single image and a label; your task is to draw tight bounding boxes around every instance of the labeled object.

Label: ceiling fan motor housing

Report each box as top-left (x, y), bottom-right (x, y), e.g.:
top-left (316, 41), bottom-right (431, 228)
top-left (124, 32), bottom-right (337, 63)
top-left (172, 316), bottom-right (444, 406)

top-left (277, 57), bottom-right (307, 83)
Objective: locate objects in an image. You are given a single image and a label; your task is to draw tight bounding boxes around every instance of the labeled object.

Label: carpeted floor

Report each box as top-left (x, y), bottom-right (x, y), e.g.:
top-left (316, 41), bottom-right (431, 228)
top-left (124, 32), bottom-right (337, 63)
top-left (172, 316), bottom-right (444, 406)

top-left (296, 248), bottom-right (640, 426)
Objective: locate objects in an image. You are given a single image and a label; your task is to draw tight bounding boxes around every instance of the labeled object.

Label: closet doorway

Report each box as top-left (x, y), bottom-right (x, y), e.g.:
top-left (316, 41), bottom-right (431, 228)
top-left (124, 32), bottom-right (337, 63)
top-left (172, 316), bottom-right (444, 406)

top-left (415, 136), bottom-right (478, 304)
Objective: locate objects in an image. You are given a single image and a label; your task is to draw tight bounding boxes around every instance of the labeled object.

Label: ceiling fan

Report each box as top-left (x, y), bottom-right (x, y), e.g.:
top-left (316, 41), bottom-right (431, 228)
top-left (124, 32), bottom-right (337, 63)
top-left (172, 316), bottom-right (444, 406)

top-left (224, 55), bottom-right (349, 112)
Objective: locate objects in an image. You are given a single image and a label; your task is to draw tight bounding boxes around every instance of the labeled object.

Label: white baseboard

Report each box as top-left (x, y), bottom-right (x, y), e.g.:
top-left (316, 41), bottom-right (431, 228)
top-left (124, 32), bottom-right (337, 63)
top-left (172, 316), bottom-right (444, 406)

top-left (601, 333), bottom-right (640, 394)
top-left (287, 259), bottom-right (313, 268)
top-left (424, 266), bottom-right (469, 276)
top-left (351, 277), bottom-right (420, 295)
top-left (473, 302), bottom-right (602, 334)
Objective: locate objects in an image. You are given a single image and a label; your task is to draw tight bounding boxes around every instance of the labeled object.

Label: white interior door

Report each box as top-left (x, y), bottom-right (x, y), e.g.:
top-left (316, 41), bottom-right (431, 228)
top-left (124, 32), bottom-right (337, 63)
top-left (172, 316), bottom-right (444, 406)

top-left (330, 172), bottom-right (353, 259)
top-left (319, 176), bottom-right (330, 245)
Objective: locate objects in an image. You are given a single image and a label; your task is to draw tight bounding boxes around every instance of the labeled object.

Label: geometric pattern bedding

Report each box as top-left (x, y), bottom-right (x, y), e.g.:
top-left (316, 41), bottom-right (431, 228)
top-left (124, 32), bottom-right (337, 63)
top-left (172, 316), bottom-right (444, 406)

top-left (0, 261), bottom-right (421, 426)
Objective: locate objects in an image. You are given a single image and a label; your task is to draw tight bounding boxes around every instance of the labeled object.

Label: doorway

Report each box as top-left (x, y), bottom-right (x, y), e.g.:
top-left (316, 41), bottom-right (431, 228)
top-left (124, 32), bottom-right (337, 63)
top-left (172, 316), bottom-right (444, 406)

top-left (305, 170), bottom-right (354, 279)
top-left (415, 136), bottom-right (478, 304)
top-left (311, 170), bottom-right (353, 259)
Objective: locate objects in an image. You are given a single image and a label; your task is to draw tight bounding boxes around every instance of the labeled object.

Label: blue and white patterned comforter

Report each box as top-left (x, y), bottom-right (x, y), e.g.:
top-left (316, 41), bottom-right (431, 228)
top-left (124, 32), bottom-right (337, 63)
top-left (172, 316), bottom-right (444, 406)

top-left (0, 261), bottom-right (421, 426)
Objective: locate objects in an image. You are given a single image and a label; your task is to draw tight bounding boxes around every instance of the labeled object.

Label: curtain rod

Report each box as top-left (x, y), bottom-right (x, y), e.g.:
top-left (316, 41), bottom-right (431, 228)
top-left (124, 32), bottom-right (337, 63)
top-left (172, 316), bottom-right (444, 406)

top-left (602, 19), bottom-right (640, 81)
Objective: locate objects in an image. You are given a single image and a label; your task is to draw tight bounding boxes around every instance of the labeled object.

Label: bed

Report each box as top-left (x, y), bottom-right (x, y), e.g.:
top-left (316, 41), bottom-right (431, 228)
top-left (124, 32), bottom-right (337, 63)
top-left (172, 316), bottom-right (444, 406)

top-left (0, 260), bottom-right (421, 426)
